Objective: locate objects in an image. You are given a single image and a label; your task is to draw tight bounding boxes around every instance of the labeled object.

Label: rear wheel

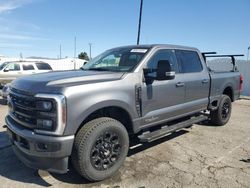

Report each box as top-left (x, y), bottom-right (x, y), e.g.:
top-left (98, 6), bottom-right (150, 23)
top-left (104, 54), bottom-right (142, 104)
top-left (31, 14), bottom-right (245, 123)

top-left (72, 117), bottom-right (129, 181)
top-left (210, 95), bottom-right (232, 126)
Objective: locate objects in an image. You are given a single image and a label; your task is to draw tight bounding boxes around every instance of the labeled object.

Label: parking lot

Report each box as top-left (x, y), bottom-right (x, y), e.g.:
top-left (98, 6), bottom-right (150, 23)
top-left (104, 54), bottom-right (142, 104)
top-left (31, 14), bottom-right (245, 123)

top-left (0, 97), bottom-right (250, 188)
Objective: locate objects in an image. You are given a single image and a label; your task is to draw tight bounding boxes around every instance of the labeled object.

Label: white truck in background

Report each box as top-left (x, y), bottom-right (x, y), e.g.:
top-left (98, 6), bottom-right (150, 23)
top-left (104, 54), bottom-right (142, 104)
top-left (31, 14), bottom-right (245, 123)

top-left (0, 57), bottom-right (87, 71)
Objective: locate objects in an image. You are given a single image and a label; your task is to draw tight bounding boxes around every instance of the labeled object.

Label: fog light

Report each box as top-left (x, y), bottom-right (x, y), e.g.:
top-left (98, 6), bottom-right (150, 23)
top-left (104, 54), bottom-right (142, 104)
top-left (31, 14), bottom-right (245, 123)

top-left (37, 143), bottom-right (48, 150)
top-left (37, 119), bottom-right (53, 130)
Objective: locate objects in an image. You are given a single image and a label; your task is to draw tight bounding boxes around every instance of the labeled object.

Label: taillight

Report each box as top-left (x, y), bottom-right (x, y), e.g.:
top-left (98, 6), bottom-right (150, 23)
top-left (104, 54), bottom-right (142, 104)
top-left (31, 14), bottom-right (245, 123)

top-left (240, 74), bottom-right (243, 92)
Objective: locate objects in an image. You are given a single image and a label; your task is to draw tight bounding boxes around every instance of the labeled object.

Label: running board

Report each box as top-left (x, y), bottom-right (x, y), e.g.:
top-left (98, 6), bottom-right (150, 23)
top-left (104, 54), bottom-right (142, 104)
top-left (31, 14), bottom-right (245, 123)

top-left (138, 115), bottom-right (208, 142)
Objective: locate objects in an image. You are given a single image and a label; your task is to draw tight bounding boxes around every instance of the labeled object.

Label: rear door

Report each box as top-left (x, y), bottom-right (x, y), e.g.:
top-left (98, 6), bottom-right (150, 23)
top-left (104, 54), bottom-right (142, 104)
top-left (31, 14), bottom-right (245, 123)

top-left (22, 63), bottom-right (36, 75)
top-left (175, 50), bottom-right (210, 112)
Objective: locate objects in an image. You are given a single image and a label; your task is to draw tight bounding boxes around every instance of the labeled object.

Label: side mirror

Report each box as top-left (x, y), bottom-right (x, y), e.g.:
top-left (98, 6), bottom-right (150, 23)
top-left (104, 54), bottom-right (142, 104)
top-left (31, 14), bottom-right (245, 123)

top-left (156, 60), bottom-right (175, 80)
top-left (4, 68), bottom-right (9, 72)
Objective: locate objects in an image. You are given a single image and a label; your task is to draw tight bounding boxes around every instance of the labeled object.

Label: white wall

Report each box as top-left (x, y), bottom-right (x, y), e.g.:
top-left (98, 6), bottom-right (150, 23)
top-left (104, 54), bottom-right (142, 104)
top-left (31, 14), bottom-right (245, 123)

top-left (32, 58), bottom-right (87, 70)
top-left (208, 60), bottom-right (250, 96)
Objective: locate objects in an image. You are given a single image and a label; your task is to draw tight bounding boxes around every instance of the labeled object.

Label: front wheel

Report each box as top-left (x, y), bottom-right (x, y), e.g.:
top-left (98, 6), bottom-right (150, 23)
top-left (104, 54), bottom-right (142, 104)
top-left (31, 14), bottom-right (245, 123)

top-left (71, 117), bottom-right (129, 181)
top-left (210, 95), bottom-right (232, 126)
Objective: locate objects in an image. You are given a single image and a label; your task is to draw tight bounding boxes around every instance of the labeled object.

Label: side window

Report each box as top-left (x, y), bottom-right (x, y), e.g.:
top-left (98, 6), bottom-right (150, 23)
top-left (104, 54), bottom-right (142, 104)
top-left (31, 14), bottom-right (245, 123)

top-left (23, 64), bottom-right (35, 71)
top-left (175, 50), bottom-right (203, 73)
top-left (36, 63), bottom-right (52, 70)
top-left (6, 63), bottom-right (20, 71)
top-left (147, 49), bottom-right (179, 76)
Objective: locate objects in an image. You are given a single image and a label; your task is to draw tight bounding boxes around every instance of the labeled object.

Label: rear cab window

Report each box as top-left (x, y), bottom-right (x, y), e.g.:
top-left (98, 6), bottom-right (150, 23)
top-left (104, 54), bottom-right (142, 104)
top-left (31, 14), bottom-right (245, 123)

top-left (175, 50), bottom-right (203, 73)
top-left (35, 63), bottom-right (52, 70)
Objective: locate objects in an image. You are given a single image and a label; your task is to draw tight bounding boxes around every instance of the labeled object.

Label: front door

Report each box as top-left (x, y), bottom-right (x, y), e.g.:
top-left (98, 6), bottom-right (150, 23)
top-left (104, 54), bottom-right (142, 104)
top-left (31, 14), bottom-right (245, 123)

top-left (2, 63), bottom-right (22, 83)
top-left (140, 49), bottom-right (186, 127)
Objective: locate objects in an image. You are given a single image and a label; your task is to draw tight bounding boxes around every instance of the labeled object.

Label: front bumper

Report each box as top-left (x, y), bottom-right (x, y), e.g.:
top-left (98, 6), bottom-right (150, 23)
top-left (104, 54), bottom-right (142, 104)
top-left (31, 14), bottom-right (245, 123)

top-left (5, 115), bottom-right (74, 174)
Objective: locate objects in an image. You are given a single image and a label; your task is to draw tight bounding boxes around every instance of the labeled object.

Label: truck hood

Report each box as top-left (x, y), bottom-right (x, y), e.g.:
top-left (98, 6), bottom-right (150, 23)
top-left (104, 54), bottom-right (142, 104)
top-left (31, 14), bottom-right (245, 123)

top-left (11, 70), bottom-right (124, 94)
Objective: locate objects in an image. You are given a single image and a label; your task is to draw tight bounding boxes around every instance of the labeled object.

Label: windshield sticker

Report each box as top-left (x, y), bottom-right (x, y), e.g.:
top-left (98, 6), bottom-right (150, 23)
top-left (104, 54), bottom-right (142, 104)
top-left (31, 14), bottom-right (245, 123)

top-left (130, 49), bottom-right (148, 53)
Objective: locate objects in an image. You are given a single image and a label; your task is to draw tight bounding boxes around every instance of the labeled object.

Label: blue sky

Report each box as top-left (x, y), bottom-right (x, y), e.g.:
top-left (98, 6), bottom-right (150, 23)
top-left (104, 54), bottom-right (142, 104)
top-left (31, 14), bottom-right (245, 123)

top-left (0, 0), bottom-right (249, 59)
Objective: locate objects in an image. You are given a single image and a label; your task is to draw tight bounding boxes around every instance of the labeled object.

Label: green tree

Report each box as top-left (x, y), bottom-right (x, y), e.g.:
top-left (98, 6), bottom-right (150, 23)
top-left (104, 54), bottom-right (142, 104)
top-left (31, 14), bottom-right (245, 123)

top-left (78, 52), bottom-right (89, 61)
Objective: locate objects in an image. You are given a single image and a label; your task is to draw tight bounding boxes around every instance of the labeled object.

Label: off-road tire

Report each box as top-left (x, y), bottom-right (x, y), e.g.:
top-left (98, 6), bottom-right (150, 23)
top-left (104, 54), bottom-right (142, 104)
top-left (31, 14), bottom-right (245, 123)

top-left (71, 117), bottom-right (129, 181)
top-left (210, 95), bottom-right (232, 126)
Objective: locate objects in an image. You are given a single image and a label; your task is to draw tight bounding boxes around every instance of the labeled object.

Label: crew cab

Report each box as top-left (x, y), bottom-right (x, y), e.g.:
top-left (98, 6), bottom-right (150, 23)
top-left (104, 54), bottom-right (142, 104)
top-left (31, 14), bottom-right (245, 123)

top-left (4, 44), bottom-right (243, 181)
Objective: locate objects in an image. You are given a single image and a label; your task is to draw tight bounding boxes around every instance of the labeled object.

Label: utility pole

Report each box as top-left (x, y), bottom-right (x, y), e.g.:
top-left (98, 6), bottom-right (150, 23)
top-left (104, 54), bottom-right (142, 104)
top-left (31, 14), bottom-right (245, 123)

top-left (89, 43), bottom-right (92, 60)
top-left (59, 44), bottom-right (62, 59)
top-left (137, 0), bottom-right (143, 45)
top-left (247, 46), bottom-right (250, 63)
top-left (74, 36), bottom-right (77, 58)
top-left (74, 37), bottom-right (77, 69)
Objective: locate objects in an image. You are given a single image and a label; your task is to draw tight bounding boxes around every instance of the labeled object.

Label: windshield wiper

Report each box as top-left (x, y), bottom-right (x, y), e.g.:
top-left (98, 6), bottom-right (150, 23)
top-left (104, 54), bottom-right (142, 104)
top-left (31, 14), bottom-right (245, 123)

top-left (87, 68), bottom-right (111, 71)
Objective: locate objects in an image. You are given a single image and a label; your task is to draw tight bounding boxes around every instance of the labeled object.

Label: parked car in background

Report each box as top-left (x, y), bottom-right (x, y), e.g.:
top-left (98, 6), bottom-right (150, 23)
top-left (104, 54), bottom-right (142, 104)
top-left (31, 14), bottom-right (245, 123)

top-left (0, 83), bottom-right (10, 105)
top-left (0, 61), bottom-right (52, 87)
top-left (2, 83), bottom-right (10, 100)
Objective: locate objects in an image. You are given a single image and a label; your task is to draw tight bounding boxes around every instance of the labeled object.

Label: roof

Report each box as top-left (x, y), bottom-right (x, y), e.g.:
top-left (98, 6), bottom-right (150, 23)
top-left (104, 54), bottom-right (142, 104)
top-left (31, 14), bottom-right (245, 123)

top-left (2, 61), bottom-right (46, 64)
top-left (110, 44), bottom-right (199, 51)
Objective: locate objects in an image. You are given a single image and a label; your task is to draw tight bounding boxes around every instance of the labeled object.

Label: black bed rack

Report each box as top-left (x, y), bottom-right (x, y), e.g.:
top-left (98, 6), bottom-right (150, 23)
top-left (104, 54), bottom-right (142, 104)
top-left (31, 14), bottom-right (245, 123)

top-left (202, 52), bottom-right (244, 71)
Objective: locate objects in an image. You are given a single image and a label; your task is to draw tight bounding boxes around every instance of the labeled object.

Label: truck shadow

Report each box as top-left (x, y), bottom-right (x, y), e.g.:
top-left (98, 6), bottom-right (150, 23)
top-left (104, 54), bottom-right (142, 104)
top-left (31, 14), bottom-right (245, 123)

top-left (128, 129), bottom-right (189, 156)
top-left (51, 129), bottom-right (189, 185)
top-left (0, 98), bottom-right (7, 105)
top-left (0, 129), bottom-right (189, 186)
top-left (0, 131), bottom-right (52, 187)
top-left (50, 163), bottom-right (111, 186)
top-left (196, 120), bottom-right (223, 127)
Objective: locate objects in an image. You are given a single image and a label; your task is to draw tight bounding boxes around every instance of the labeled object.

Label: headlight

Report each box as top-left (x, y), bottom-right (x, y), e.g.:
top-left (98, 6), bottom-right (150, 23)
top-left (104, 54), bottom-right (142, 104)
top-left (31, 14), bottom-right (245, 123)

top-left (34, 94), bottom-right (66, 136)
top-left (36, 101), bottom-right (53, 111)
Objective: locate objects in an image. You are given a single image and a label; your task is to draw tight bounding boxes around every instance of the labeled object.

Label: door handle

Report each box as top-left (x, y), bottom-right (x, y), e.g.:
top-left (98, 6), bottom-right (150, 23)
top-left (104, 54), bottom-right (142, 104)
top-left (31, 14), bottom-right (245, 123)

top-left (202, 79), bottom-right (209, 84)
top-left (176, 82), bottom-right (185, 87)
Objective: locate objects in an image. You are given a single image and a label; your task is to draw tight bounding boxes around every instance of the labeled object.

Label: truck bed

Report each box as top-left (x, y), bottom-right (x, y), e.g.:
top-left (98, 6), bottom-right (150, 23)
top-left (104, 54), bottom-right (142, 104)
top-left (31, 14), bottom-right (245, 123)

top-left (209, 70), bottom-right (241, 103)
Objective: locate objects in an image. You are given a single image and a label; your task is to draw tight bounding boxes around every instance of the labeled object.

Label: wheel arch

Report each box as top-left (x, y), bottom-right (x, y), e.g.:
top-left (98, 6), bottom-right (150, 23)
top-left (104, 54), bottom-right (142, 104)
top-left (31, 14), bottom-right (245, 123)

top-left (223, 85), bottom-right (234, 102)
top-left (209, 84), bottom-right (234, 110)
top-left (74, 101), bottom-right (136, 136)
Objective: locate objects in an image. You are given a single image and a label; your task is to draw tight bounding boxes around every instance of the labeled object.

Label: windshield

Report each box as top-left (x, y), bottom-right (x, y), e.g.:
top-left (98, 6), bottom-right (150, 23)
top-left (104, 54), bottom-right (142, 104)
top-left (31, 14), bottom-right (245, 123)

top-left (0, 62), bottom-right (9, 70)
top-left (82, 47), bottom-right (149, 72)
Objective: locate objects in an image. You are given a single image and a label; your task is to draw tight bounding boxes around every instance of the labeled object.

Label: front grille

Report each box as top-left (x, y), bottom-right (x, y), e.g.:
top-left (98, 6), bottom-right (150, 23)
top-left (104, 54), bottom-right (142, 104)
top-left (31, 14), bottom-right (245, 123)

top-left (9, 89), bottom-right (37, 129)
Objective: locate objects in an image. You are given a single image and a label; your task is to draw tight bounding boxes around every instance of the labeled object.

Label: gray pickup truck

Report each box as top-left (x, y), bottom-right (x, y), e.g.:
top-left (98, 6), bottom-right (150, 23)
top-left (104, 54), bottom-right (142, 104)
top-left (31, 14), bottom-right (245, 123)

top-left (5, 44), bottom-right (243, 181)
